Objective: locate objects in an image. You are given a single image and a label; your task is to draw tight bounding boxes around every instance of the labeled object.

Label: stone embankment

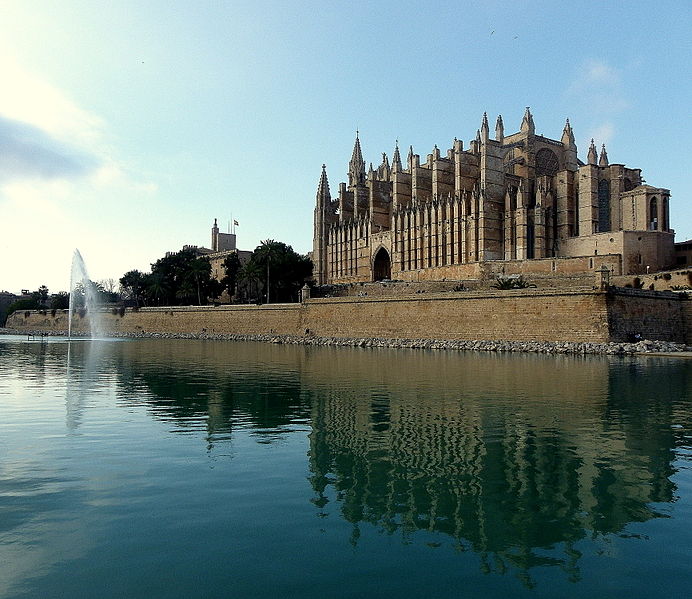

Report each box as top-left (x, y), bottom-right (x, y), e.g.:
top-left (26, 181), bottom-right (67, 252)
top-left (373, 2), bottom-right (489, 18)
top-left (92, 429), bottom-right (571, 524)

top-left (2, 328), bottom-right (689, 356)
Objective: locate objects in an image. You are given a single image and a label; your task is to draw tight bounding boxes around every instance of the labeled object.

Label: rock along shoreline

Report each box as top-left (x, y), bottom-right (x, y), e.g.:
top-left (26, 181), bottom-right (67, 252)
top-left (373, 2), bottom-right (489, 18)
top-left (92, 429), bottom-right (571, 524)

top-left (1, 327), bottom-right (690, 356)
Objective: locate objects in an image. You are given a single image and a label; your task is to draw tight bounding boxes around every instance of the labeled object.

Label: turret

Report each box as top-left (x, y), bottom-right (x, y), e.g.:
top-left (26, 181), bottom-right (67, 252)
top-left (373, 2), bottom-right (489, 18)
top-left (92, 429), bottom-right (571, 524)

top-left (561, 118), bottom-right (575, 147)
top-left (480, 112), bottom-right (490, 142)
top-left (316, 164), bottom-right (331, 207)
top-left (211, 218), bottom-right (219, 251)
top-left (348, 131), bottom-right (366, 187)
top-left (313, 164), bottom-right (333, 286)
top-left (561, 118), bottom-right (578, 171)
top-left (520, 107), bottom-right (535, 135)
top-left (587, 139), bottom-right (598, 165)
top-left (598, 144), bottom-right (609, 167)
top-left (495, 115), bottom-right (504, 142)
top-left (392, 141), bottom-right (402, 173)
top-left (471, 129), bottom-right (481, 153)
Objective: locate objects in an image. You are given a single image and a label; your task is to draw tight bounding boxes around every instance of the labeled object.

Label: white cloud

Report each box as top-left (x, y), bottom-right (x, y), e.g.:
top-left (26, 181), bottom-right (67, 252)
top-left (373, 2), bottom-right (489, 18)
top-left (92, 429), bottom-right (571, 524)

top-left (566, 59), bottom-right (629, 114)
top-left (586, 122), bottom-right (615, 148)
top-left (0, 54), bottom-right (104, 149)
top-left (0, 56), bottom-right (160, 293)
top-left (565, 59), bottom-right (629, 154)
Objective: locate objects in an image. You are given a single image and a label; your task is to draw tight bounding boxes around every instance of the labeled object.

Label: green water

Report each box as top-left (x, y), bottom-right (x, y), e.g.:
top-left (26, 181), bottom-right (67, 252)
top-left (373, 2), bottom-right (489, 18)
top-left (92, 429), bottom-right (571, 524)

top-left (0, 336), bottom-right (690, 598)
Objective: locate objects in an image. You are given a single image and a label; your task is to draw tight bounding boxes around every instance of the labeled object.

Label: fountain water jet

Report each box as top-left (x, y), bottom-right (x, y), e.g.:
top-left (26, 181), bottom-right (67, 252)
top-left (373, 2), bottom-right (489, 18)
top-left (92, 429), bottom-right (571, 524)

top-left (68, 249), bottom-right (103, 338)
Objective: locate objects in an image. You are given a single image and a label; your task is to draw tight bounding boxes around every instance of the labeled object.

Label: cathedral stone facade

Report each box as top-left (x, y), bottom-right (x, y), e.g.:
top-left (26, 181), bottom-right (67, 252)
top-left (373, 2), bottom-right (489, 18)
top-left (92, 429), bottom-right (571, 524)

top-left (312, 108), bottom-right (675, 285)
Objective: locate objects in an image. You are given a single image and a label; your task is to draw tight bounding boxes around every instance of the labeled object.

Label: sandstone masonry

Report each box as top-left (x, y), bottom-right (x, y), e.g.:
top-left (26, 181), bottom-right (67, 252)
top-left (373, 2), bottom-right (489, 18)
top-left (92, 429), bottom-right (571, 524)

top-left (313, 109), bottom-right (675, 285)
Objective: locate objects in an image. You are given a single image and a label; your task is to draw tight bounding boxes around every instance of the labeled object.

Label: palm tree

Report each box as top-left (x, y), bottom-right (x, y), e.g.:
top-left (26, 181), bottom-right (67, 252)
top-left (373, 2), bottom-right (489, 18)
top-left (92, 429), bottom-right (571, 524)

top-left (187, 258), bottom-right (210, 305)
top-left (255, 239), bottom-right (280, 303)
top-left (146, 272), bottom-right (168, 306)
top-left (238, 261), bottom-right (263, 303)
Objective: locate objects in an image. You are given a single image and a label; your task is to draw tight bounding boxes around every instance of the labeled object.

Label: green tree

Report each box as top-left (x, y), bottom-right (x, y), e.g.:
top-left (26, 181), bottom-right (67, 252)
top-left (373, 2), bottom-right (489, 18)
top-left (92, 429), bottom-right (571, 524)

top-left (51, 292), bottom-right (70, 310)
top-left (145, 272), bottom-right (169, 306)
top-left (120, 270), bottom-right (146, 306)
top-left (187, 257), bottom-right (211, 305)
top-left (221, 252), bottom-right (242, 299)
top-left (6, 297), bottom-right (39, 317)
top-left (35, 285), bottom-right (49, 307)
top-left (248, 240), bottom-right (312, 303)
top-left (238, 260), bottom-right (263, 303)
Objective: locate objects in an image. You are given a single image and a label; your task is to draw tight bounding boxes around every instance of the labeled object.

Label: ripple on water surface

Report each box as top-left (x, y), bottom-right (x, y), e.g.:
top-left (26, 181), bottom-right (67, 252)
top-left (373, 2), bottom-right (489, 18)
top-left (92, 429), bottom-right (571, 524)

top-left (0, 336), bottom-right (690, 599)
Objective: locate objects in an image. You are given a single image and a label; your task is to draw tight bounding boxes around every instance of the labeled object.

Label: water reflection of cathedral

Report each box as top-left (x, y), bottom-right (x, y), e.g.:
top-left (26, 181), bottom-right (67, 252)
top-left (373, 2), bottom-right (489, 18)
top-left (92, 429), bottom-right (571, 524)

top-left (304, 350), bottom-right (688, 581)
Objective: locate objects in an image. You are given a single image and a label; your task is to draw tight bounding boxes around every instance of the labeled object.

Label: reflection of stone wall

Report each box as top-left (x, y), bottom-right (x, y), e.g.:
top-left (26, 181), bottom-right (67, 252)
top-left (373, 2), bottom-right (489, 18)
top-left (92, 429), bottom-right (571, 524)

top-left (7, 289), bottom-right (691, 343)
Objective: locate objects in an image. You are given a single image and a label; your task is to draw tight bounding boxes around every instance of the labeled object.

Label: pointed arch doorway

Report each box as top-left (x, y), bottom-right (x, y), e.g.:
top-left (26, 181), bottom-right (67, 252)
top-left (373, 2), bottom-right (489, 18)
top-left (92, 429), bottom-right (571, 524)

top-left (373, 247), bottom-right (391, 281)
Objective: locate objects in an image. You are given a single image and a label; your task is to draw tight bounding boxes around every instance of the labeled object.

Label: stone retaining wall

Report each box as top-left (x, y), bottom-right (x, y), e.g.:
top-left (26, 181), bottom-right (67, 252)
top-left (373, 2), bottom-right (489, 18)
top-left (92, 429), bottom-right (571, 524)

top-left (6, 288), bottom-right (690, 344)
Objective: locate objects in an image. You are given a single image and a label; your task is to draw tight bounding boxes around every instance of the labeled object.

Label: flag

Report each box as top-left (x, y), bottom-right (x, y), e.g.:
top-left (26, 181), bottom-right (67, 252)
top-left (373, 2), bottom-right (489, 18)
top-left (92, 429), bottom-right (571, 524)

top-left (233, 220), bottom-right (239, 226)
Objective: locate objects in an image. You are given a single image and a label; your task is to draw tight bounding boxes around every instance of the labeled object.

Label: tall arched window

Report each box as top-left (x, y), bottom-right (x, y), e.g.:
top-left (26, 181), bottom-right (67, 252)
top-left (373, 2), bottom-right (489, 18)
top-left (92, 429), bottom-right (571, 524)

top-left (649, 197), bottom-right (658, 230)
top-left (598, 179), bottom-right (610, 232)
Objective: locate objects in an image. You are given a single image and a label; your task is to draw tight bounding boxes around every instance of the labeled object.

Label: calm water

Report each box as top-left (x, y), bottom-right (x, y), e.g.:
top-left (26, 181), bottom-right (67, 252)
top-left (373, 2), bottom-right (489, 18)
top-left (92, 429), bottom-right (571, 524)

top-left (0, 336), bottom-right (690, 599)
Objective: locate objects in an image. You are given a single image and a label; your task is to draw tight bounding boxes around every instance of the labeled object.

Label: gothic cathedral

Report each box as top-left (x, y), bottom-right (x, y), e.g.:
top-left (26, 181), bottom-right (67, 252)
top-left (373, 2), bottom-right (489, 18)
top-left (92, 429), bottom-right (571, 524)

top-left (312, 108), bottom-right (674, 285)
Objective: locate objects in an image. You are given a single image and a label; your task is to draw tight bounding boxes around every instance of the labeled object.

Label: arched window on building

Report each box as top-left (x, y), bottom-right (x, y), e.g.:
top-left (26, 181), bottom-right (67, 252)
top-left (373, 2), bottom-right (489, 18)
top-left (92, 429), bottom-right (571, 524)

top-left (649, 197), bottom-right (658, 230)
top-left (598, 179), bottom-right (610, 232)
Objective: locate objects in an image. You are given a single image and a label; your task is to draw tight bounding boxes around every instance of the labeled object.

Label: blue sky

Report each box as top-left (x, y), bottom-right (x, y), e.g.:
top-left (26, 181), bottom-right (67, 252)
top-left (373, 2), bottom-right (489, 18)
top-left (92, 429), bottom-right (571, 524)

top-left (1, 0), bottom-right (690, 293)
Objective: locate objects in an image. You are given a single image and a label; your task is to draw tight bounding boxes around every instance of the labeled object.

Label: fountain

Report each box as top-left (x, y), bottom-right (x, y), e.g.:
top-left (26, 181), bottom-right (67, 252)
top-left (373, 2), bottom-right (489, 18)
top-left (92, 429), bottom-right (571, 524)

top-left (68, 249), bottom-right (103, 338)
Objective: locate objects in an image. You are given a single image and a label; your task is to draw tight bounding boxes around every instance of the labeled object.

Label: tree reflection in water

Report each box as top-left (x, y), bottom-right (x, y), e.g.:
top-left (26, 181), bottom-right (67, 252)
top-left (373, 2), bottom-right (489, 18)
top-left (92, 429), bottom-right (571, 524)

top-left (100, 339), bottom-right (691, 587)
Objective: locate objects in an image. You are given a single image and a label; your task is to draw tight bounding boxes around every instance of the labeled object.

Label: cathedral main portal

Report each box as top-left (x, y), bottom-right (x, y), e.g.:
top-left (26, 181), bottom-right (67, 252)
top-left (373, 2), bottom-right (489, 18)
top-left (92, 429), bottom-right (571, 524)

top-left (373, 247), bottom-right (391, 281)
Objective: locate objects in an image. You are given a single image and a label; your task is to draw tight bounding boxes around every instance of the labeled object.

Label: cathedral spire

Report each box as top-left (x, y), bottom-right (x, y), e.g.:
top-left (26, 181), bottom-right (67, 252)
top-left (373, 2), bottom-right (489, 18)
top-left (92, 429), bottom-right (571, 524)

top-left (348, 131), bottom-right (366, 186)
top-left (520, 106), bottom-right (535, 135)
top-left (392, 140), bottom-right (402, 173)
top-left (316, 164), bottom-right (331, 206)
top-left (561, 118), bottom-right (575, 147)
top-left (599, 144), bottom-right (609, 167)
top-left (587, 139), bottom-right (598, 165)
top-left (407, 145), bottom-right (414, 170)
top-left (480, 112), bottom-right (489, 141)
top-left (495, 115), bottom-right (504, 142)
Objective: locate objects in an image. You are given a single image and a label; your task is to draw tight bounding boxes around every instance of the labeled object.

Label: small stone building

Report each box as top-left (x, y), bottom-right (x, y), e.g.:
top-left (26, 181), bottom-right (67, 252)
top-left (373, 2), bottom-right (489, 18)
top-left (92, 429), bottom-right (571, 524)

top-left (312, 108), bottom-right (675, 284)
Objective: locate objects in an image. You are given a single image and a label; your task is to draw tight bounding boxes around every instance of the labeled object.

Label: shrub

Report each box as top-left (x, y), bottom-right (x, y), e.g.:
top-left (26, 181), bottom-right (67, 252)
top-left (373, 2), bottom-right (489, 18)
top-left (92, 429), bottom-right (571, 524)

top-left (119, 306), bottom-right (125, 317)
top-left (51, 308), bottom-right (57, 317)
top-left (492, 275), bottom-right (536, 290)
top-left (24, 311), bottom-right (30, 318)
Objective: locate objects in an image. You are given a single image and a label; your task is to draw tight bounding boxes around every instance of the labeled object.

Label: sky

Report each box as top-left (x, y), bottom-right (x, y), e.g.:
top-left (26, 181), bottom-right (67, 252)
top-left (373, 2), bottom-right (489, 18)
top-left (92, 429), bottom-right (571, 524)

top-left (1, 0), bottom-right (690, 294)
